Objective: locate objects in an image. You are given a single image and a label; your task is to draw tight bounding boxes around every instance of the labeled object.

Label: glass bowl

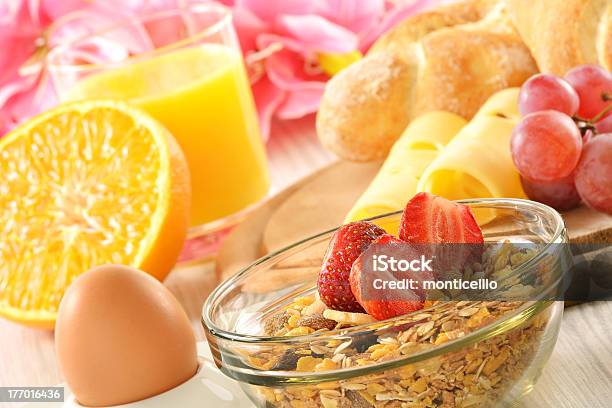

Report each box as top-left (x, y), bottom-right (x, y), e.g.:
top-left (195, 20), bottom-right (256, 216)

top-left (202, 199), bottom-right (571, 407)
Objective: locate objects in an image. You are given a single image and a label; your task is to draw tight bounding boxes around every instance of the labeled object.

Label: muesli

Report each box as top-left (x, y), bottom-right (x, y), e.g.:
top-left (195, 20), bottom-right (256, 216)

top-left (240, 194), bottom-right (554, 408)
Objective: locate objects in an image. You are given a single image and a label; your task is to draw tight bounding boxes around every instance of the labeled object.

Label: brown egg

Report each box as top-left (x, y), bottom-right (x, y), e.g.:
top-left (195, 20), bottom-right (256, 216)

top-left (55, 265), bottom-right (198, 407)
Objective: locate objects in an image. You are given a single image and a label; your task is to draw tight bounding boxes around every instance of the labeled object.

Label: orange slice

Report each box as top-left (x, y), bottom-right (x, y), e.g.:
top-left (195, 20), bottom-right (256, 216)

top-left (0, 100), bottom-right (190, 328)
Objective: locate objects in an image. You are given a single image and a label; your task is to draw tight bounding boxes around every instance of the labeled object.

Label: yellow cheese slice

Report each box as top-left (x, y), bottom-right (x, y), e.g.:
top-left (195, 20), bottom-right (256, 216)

top-left (345, 111), bottom-right (467, 223)
top-left (417, 88), bottom-right (526, 201)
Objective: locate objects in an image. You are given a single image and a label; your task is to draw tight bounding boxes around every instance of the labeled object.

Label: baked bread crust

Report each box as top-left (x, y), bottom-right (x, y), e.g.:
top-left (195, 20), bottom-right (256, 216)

top-left (317, 0), bottom-right (537, 162)
top-left (506, 0), bottom-right (612, 75)
top-left (317, 53), bottom-right (414, 162)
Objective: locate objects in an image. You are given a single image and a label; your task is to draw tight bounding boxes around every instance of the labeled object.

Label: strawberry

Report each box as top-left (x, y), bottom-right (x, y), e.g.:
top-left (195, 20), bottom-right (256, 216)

top-left (350, 234), bottom-right (429, 320)
top-left (317, 221), bottom-right (386, 312)
top-left (399, 192), bottom-right (484, 280)
top-left (399, 192), bottom-right (483, 244)
top-left (366, 233), bottom-right (400, 246)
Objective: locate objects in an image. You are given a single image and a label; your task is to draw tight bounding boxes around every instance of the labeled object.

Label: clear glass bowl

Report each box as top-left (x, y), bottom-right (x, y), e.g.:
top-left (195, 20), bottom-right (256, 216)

top-left (202, 199), bottom-right (571, 407)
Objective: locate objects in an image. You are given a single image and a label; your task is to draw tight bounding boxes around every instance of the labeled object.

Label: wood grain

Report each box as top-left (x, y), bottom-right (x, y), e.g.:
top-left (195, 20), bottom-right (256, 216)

top-left (520, 301), bottom-right (612, 408)
top-left (562, 206), bottom-right (612, 248)
top-left (263, 161), bottom-right (381, 253)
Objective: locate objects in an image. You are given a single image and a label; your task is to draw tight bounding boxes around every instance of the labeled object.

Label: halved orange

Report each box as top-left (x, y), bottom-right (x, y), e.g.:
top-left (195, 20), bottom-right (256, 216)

top-left (0, 100), bottom-right (190, 329)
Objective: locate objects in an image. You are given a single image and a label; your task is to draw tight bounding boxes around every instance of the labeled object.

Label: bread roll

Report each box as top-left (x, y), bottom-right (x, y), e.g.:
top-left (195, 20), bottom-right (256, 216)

top-left (505, 0), bottom-right (612, 74)
top-left (316, 53), bottom-right (415, 162)
top-left (317, 0), bottom-right (538, 162)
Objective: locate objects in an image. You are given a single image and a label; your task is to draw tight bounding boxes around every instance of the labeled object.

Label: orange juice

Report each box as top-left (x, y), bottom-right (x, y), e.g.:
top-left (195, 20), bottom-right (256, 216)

top-left (66, 45), bottom-right (270, 227)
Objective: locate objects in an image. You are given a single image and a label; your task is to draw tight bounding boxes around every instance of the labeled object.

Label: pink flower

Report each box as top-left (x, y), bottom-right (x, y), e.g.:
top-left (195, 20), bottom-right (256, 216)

top-left (0, 0), bottom-right (197, 135)
top-left (232, 0), bottom-right (445, 139)
top-left (0, 0), bottom-right (444, 139)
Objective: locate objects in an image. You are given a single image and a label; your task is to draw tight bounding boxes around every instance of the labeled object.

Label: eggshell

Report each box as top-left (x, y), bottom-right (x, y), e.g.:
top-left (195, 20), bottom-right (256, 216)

top-left (55, 265), bottom-right (198, 407)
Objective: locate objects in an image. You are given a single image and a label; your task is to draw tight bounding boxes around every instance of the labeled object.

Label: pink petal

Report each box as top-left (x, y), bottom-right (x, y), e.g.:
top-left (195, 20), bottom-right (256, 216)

top-left (0, 72), bottom-right (56, 136)
top-left (143, 15), bottom-right (186, 48)
top-left (277, 14), bottom-right (358, 53)
top-left (315, 0), bottom-right (385, 33)
top-left (0, 0), bottom-right (183, 137)
top-left (48, 10), bottom-right (154, 61)
top-left (0, 111), bottom-right (15, 135)
top-left (232, 7), bottom-right (268, 53)
top-left (251, 75), bottom-right (286, 141)
top-left (261, 43), bottom-right (328, 91)
top-left (258, 44), bottom-right (326, 120)
top-left (0, 33), bottom-right (37, 85)
top-left (0, 0), bottom-right (24, 25)
top-left (40, 0), bottom-right (88, 21)
top-left (276, 87), bottom-right (324, 120)
top-left (236, 0), bottom-right (313, 22)
top-left (256, 32), bottom-right (303, 55)
top-left (0, 74), bottom-right (36, 109)
top-left (0, 3), bottom-right (40, 80)
top-left (102, 0), bottom-right (174, 12)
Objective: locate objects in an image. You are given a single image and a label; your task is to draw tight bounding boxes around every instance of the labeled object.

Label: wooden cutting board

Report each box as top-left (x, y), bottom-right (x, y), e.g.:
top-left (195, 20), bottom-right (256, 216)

top-left (216, 161), bottom-right (612, 281)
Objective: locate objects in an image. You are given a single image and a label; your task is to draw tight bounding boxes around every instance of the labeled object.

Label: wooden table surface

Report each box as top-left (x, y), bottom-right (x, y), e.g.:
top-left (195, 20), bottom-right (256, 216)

top-left (1, 117), bottom-right (611, 407)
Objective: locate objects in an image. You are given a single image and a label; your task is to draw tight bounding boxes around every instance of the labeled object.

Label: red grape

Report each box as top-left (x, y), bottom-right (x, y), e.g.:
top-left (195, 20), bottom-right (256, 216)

top-left (519, 74), bottom-right (580, 116)
top-left (596, 114), bottom-right (612, 134)
top-left (511, 110), bottom-right (582, 181)
top-left (565, 65), bottom-right (612, 120)
top-left (521, 174), bottom-right (581, 211)
top-left (575, 134), bottom-right (612, 214)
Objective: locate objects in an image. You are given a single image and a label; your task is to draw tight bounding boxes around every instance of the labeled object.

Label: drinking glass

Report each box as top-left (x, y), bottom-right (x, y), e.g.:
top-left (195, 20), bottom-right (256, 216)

top-left (47, 3), bottom-right (270, 260)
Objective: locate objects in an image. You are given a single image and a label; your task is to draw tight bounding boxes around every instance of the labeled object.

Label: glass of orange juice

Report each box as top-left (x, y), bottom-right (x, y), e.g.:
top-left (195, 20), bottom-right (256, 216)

top-left (47, 4), bottom-right (269, 260)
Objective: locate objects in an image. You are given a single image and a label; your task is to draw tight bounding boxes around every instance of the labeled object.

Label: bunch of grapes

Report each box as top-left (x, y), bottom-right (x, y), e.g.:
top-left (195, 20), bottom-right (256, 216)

top-left (511, 64), bottom-right (612, 215)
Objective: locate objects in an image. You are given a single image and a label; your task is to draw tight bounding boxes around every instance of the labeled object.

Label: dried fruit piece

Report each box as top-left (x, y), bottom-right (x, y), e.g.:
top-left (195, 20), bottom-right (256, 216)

top-left (271, 350), bottom-right (300, 371)
top-left (264, 313), bottom-right (288, 336)
top-left (352, 332), bottom-right (379, 353)
top-left (318, 221), bottom-right (386, 312)
top-left (297, 314), bottom-right (337, 331)
top-left (346, 390), bottom-right (374, 408)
